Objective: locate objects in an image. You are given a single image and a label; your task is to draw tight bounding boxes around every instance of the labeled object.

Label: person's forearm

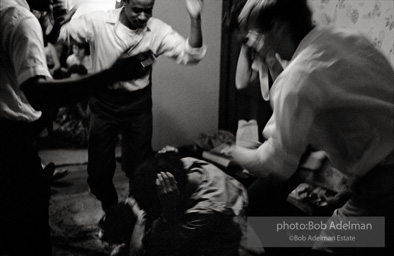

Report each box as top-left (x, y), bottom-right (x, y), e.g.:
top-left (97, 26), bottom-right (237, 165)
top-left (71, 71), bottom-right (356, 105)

top-left (22, 69), bottom-right (114, 110)
top-left (129, 222), bottom-right (145, 256)
top-left (188, 17), bottom-right (202, 48)
top-left (49, 43), bottom-right (61, 70)
top-left (229, 146), bottom-right (271, 178)
top-left (23, 50), bottom-right (152, 110)
top-left (236, 45), bottom-right (255, 89)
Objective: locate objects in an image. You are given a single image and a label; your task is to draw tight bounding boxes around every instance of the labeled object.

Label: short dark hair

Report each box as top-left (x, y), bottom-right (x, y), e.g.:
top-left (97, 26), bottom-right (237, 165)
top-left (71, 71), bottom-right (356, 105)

top-left (130, 152), bottom-right (187, 220)
top-left (68, 64), bottom-right (88, 76)
top-left (250, 0), bottom-right (313, 43)
top-left (98, 202), bottom-right (136, 245)
top-left (73, 42), bottom-right (90, 55)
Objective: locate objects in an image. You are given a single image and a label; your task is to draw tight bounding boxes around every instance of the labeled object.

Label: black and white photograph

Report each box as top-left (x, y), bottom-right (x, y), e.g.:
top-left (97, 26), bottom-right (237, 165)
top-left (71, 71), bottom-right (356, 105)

top-left (1, 0), bottom-right (393, 255)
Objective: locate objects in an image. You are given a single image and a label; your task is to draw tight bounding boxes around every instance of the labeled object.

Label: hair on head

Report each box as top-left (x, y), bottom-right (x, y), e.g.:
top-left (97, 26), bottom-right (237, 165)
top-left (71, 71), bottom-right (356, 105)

top-left (99, 202), bottom-right (137, 245)
top-left (249, 0), bottom-right (313, 42)
top-left (130, 151), bottom-right (187, 219)
top-left (68, 64), bottom-right (88, 76)
top-left (74, 42), bottom-right (90, 55)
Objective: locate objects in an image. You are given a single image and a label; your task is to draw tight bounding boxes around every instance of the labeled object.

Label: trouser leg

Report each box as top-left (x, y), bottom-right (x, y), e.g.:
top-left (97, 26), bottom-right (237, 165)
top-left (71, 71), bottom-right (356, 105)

top-left (88, 86), bottom-right (152, 208)
top-left (87, 110), bottom-right (120, 210)
top-left (121, 110), bottom-right (153, 180)
top-left (0, 128), bottom-right (51, 256)
top-left (246, 176), bottom-right (298, 216)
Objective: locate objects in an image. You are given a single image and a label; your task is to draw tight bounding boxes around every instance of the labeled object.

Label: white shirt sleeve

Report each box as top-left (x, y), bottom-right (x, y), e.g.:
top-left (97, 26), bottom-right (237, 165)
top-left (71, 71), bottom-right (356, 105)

top-left (59, 13), bottom-right (95, 44)
top-left (156, 27), bottom-right (207, 65)
top-left (11, 16), bottom-right (51, 85)
top-left (255, 68), bottom-right (320, 179)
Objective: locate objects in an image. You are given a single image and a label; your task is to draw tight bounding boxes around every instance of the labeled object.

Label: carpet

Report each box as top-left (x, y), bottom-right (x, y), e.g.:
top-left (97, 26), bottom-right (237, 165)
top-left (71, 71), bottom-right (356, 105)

top-left (49, 163), bottom-right (129, 256)
top-left (39, 147), bottom-right (121, 168)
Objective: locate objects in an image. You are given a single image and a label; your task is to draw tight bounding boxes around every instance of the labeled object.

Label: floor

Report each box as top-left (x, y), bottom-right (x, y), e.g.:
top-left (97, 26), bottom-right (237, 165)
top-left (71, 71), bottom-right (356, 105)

top-left (40, 148), bottom-right (127, 256)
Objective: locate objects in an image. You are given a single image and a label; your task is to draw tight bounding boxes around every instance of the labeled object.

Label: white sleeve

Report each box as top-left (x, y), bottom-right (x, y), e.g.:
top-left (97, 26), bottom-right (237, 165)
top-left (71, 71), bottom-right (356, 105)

top-left (10, 16), bottom-right (51, 85)
top-left (157, 27), bottom-right (207, 65)
top-left (59, 13), bottom-right (96, 45)
top-left (255, 69), bottom-right (320, 178)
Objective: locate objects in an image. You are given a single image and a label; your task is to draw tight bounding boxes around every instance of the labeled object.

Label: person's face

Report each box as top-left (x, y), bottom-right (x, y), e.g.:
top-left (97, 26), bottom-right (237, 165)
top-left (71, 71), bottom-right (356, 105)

top-left (73, 45), bottom-right (86, 60)
top-left (123, 0), bottom-right (154, 30)
top-left (27, 0), bottom-right (53, 12)
top-left (251, 21), bottom-right (292, 61)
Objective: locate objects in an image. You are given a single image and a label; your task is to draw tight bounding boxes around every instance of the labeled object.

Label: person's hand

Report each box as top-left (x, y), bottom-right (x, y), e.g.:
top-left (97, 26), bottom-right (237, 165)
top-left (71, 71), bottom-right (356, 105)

top-left (157, 146), bottom-right (178, 154)
top-left (220, 143), bottom-right (236, 158)
top-left (56, 5), bottom-right (78, 27)
top-left (47, 5), bottom-right (78, 44)
top-left (245, 30), bottom-right (264, 53)
top-left (186, 0), bottom-right (204, 19)
top-left (125, 197), bottom-right (146, 225)
top-left (110, 243), bottom-right (127, 256)
top-left (109, 51), bottom-right (153, 81)
top-left (156, 172), bottom-right (179, 222)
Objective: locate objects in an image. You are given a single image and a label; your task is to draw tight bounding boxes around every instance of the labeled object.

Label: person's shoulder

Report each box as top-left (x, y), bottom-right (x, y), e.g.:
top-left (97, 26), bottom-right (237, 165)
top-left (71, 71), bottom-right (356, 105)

top-left (72, 8), bottom-right (110, 22)
top-left (1, 6), bottom-right (41, 42)
top-left (1, 1), bottom-right (36, 24)
top-left (147, 17), bottom-right (172, 32)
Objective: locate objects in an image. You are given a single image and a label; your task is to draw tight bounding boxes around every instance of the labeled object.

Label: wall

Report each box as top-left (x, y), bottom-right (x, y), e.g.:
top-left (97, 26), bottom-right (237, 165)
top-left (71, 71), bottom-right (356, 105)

top-left (151, 0), bottom-right (222, 150)
top-left (68, 0), bottom-right (222, 150)
top-left (309, 0), bottom-right (394, 66)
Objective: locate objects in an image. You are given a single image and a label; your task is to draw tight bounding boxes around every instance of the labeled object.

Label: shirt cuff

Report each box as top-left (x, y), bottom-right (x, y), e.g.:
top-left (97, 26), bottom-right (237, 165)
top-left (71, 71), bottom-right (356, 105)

top-left (18, 66), bottom-right (52, 86)
top-left (185, 38), bottom-right (207, 60)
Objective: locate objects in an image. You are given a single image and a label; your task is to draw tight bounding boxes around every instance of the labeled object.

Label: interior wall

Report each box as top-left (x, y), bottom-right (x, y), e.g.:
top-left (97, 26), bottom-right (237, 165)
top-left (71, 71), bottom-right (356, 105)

top-left (309, 0), bottom-right (394, 66)
top-left (151, 0), bottom-right (222, 150)
top-left (70, 0), bottom-right (222, 151)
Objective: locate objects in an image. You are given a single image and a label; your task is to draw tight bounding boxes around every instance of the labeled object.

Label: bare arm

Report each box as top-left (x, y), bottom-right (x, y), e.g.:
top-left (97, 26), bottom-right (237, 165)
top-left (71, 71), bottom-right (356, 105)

top-left (21, 52), bottom-right (153, 110)
top-left (185, 0), bottom-right (203, 48)
top-left (125, 197), bottom-right (146, 256)
top-left (47, 43), bottom-right (61, 74)
top-left (235, 45), bottom-right (259, 89)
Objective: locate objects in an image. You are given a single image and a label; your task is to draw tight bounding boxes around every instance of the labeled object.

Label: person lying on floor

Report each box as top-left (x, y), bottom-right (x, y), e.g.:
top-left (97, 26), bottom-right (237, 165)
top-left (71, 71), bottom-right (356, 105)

top-left (99, 149), bottom-right (248, 256)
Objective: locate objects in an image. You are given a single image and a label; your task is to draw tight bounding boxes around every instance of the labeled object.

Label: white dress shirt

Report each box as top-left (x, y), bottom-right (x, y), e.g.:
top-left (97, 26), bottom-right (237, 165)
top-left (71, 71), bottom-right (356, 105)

top-left (0, 0), bottom-right (51, 122)
top-left (59, 8), bottom-right (207, 91)
top-left (255, 25), bottom-right (394, 179)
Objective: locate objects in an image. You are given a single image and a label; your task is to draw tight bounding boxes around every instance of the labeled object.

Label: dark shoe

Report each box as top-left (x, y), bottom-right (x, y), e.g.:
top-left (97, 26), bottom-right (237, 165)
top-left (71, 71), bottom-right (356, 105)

top-left (43, 162), bottom-right (56, 184)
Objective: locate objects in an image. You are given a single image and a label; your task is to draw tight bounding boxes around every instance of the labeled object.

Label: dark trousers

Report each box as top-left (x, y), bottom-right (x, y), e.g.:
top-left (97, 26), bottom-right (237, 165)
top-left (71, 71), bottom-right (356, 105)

top-left (87, 87), bottom-right (153, 209)
top-left (246, 175), bottom-right (299, 216)
top-left (0, 119), bottom-right (51, 256)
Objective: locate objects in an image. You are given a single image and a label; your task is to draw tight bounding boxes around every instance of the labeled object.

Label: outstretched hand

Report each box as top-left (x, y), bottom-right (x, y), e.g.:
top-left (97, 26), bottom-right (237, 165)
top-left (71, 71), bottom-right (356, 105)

top-left (156, 172), bottom-right (180, 222)
top-left (157, 146), bottom-right (178, 154)
top-left (47, 5), bottom-right (78, 44)
top-left (186, 0), bottom-right (204, 19)
top-left (125, 197), bottom-right (146, 224)
top-left (109, 51), bottom-right (154, 81)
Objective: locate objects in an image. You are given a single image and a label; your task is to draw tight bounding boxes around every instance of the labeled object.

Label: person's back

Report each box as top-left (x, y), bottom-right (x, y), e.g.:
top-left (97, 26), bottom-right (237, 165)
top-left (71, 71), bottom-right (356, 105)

top-left (129, 152), bottom-right (248, 256)
top-left (272, 25), bottom-right (394, 176)
top-left (177, 157), bottom-right (247, 256)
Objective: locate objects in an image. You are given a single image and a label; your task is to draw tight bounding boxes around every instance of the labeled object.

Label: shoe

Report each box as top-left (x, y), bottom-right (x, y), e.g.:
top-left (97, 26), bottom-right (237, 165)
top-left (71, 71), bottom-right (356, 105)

top-left (52, 168), bottom-right (69, 181)
top-left (43, 162), bottom-right (56, 184)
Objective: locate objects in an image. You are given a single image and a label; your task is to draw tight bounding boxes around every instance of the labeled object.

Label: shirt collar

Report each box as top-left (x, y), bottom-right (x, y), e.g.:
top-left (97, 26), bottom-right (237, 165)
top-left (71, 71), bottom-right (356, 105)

top-left (291, 25), bottom-right (323, 62)
top-left (105, 7), bottom-right (151, 32)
